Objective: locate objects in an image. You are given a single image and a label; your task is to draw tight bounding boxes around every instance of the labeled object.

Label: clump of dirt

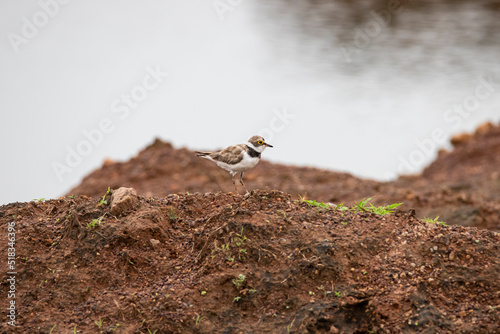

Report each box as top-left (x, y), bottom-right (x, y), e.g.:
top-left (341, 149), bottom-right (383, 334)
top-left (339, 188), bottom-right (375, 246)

top-left (67, 122), bottom-right (500, 231)
top-left (1, 190), bottom-right (499, 333)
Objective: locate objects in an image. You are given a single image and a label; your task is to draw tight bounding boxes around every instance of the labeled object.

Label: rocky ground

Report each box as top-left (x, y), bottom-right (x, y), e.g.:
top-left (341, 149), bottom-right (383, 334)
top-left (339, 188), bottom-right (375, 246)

top-left (1, 122), bottom-right (500, 333)
top-left (1, 189), bottom-right (499, 333)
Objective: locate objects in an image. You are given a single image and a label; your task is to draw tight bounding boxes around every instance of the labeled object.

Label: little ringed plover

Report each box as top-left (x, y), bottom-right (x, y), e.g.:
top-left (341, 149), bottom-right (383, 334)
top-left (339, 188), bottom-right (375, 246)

top-left (195, 135), bottom-right (273, 194)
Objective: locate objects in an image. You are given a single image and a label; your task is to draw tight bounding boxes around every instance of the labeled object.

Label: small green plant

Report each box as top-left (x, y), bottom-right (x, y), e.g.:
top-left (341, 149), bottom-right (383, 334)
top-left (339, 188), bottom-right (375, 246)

top-left (352, 197), bottom-right (402, 215)
top-left (69, 195), bottom-right (75, 199)
top-left (235, 227), bottom-right (248, 246)
top-left (195, 315), bottom-right (205, 325)
top-left (87, 216), bottom-right (103, 229)
top-left (73, 326), bottom-right (77, 334)
top-left (249, 289), bottom-right (257, 294)
top-left (352, 197), bottom-right (372, 212)
top-left (211, 228), bottom-right (250, 262)
top-left (308, 291), bottom-right (315, 296)
top-left (167, 207), bottom-right (178, 220)
top-left (299, 195), bottom-right (330, 209)
top-left (201, 291), bottom-right (207, 296)
top-left (110, 323), bottom-right (120, 331)
top-left (49, 325), bottom-right (57, 334)
top-left (98, 187), bottom-right (111, 206)
top-left (423, 216), bottom-right (447, 226)
top-left (233, 274), bottom-right (246, 288)
top-left (233, 296), bottom-right (241, 302)
top-left (369, 202), bottom-right (403, 215)
top-left (147, 329), bottom-right (158, 334)
top-left (334, 291), bottom-right (342, 297)
top-left (334, 203), bottom-right (349, 211)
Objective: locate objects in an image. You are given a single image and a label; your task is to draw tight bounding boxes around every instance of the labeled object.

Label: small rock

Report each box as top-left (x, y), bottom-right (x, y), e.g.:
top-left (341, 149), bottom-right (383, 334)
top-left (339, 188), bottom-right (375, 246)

top-left (110, 187), bottom-right (139, 216)
top-left (150, 239), bottom-right (161, 249)
top-left (43, 239), bottom-right (54, 246)
top-left (329, 325), bottom-right (339, 333)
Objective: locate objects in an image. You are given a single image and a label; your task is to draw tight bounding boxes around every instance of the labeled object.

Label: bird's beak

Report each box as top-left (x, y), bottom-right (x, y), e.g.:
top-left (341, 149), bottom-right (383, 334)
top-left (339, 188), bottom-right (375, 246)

top-left (264, 142), bottom-right (273, 148)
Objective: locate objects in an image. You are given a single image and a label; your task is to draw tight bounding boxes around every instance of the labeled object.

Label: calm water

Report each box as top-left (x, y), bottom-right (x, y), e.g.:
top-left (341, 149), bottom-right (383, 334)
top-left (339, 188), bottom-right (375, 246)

top-left (250, 0), bottom-right (500, 179)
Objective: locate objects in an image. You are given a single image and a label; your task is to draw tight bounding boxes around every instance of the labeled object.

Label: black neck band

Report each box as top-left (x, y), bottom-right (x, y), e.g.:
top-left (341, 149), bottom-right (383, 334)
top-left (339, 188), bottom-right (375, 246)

top-left (246, 145), bottom-right (261, 158)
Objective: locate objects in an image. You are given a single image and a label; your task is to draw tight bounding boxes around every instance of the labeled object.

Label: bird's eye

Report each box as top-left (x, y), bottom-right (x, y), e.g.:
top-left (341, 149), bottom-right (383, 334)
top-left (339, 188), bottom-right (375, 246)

top-left (258, 140), bottom-right (263, 145)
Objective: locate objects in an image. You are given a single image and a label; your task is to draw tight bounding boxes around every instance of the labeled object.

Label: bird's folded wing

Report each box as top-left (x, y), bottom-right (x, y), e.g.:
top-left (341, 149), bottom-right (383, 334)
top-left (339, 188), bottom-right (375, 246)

top-left (212, 144), bottom-right (245, 164)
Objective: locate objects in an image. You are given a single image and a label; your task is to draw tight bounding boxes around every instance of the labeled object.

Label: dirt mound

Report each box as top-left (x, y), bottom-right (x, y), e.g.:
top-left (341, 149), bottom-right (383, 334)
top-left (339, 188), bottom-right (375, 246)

top-left (1, 190), bottom-right (499, 333)
top-left (67, 122), bottom-right (500, 231)
top-left (421, 122), bottom-right (500, 193)
top-left (393, 122), bottom-right (500, 231)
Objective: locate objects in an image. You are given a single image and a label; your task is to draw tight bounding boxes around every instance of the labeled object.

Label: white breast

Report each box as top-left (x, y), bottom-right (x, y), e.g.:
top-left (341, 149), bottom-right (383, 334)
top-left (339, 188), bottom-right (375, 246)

top-left (215, 151), bottom-right (260, 173)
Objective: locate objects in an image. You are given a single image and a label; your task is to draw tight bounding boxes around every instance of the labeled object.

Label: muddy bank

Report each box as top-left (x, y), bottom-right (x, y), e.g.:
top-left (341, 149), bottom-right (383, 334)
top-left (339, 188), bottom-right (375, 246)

top-left (1, 190), bottom-right (499, 333)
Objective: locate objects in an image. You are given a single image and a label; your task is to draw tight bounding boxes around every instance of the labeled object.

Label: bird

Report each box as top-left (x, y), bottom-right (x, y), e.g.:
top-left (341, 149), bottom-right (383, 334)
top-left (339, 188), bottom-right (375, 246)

top-left (195, 135), bottom-right (273, 194)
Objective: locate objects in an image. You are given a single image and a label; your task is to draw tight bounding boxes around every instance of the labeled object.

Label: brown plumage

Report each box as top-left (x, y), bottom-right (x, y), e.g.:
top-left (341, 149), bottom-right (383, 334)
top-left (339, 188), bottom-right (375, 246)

top-left (196, 145), bottom-right (246, 165)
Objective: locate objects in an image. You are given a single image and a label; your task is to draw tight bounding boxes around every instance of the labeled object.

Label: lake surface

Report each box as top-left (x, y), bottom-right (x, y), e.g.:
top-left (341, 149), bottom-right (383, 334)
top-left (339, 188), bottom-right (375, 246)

top-left (249, 0), bottom-right (500, 179)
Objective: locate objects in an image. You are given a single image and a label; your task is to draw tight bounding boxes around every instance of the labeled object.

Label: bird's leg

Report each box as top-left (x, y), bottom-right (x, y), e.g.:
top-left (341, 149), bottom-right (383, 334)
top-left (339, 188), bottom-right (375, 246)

top-left (239, 172), bottom-right (249, 194)
top-left (231, 172), bottom-right (239, 194)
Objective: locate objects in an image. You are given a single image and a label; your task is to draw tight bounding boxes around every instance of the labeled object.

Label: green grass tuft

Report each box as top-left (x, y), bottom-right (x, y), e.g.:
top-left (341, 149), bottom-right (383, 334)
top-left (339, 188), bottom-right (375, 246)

top-left (352, 197), bottom-right (402, 215)
top-left (423, 216), bottom-right (447, 226)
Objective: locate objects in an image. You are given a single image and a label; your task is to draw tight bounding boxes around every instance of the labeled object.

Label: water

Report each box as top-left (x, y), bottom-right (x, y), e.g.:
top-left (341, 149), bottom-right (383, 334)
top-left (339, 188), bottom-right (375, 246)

top-left (251, 0), bottom-right (500, 178)
top-left (0, 0), bottom-right (499, 204)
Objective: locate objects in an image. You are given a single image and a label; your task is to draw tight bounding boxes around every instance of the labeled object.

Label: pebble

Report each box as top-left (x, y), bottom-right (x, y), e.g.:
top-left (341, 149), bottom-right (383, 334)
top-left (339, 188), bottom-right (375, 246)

top-left (150, 239), bottom-right (161, 249)
top-left (110, 187), bottom-right (139, 216)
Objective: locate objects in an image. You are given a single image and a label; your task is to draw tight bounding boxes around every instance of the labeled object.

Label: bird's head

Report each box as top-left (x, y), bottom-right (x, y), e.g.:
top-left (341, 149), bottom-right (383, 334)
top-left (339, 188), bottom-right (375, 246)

top-left (248, 135), bottom-right (273, 153)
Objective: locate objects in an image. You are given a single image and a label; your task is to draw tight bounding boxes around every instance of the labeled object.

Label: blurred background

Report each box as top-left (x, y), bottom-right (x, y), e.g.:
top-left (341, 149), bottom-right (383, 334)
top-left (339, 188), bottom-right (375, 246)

top-left (0, 0), bottom-right (499, 205)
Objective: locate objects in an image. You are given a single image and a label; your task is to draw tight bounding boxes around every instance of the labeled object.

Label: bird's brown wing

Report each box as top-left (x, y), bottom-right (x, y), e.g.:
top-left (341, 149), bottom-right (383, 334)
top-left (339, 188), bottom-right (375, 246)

top-left (211, 144), bottom-right (245, 164)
